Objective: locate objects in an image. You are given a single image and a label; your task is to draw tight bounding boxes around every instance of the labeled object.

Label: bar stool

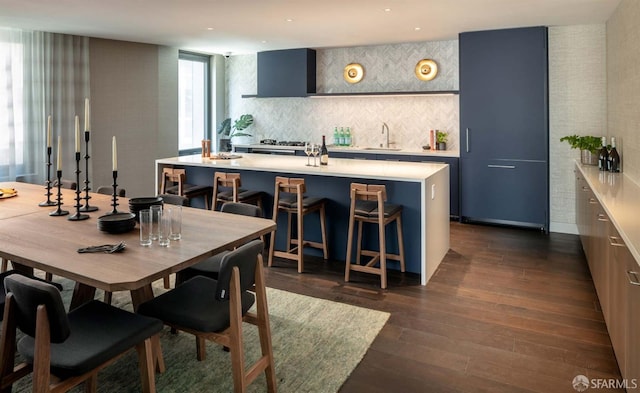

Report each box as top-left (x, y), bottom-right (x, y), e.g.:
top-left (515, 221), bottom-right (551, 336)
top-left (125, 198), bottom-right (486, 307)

top-left (160, 167), bottom-right (212, 210)
top-left (268, 176), bottom-right (328, 273)
top-left (211, 172), bottom-right (264, 211)
top-left (344, 183), bottom-right (405, 289)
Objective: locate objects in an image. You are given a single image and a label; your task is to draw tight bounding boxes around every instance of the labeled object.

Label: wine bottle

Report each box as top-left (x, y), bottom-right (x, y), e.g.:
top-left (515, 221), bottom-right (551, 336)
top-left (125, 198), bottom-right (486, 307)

top-left (320, 135), bottom-right (329, 165)
top-left (598, 136), bottom-right (608, 171)
top-left (608, 137), bottom-right (620, 173)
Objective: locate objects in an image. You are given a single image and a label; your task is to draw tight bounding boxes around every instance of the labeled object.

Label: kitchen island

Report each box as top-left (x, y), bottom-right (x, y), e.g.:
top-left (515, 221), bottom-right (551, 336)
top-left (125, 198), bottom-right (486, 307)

top-left (156, 153), bottom-right (449, 285)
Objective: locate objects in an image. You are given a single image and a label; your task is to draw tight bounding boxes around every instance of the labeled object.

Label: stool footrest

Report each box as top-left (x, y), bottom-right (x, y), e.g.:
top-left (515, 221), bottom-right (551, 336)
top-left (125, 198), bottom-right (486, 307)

top-left (348, 264), bottom-right (384, 276)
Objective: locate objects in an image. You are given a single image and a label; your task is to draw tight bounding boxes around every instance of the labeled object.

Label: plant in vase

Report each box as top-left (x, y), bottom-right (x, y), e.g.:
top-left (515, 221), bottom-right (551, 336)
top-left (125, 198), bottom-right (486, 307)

top-left (217, 114), bottom-right (254, 152)
top-left (560, 134), bottom-right (601, 165)
top-left (436, 130), bottom-right (448, 150)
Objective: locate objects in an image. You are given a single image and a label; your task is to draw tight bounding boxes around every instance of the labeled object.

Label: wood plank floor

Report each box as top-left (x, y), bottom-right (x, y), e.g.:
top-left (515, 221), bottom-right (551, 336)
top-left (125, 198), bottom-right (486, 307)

top-left (264, 222), bottom-right (624, 393)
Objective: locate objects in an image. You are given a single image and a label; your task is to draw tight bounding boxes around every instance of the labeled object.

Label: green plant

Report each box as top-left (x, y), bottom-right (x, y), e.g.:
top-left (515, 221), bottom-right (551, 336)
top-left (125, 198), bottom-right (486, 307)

top-left (559, 135), bottom-right (601, 153)
top-left (436, 130), bottom-right (448, 143)
top-left (217, 114), bottom-right (254, 138)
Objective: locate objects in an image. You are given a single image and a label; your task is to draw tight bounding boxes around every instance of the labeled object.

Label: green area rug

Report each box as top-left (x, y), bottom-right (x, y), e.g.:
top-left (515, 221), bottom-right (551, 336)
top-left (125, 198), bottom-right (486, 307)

top-left (12, 278), bottom-right (389, 392)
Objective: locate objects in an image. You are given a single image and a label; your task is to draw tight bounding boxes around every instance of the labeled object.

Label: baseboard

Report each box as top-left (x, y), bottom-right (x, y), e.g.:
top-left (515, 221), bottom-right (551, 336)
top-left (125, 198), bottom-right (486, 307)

top-left (549, 222), bottom-right (579, 235)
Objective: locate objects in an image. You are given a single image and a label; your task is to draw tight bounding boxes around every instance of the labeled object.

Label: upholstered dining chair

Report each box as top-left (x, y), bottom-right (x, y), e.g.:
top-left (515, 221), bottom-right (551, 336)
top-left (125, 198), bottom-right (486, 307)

top-left (0, 270), bottom-right (63, 320)
top-left (52, 179), bottom-right (77, 190)
top-left (158, 193), bottom-right (190, 207)
top-left (0, 274), bottom-right (164, 393)
top-left (174, 202), bottom-right (262, 287)
top-left (137, 239), bottom-right (276, 393)
top-left (96, 185), bottom-right (126, 197)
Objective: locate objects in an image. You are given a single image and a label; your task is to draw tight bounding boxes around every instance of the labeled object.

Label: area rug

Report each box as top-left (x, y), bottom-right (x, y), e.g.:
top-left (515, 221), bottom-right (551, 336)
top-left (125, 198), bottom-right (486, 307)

top-left (12, 278), bottom-right (390, 392)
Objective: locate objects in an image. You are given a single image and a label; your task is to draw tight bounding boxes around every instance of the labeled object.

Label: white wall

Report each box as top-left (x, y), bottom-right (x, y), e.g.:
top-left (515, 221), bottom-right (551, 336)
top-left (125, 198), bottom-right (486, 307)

top-left (548, 25), bottom-right (607, 234)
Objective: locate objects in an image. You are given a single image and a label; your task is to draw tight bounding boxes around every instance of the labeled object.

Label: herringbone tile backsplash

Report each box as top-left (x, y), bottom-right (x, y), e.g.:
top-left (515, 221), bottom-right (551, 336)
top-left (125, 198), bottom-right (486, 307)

top-left (226, 40), bottom-right (459, 152)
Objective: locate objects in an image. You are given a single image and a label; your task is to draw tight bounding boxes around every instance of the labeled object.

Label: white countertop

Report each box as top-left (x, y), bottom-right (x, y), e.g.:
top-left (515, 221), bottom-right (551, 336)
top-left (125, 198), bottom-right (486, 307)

top-left (576, 162), bottom-right (640, 265)
top-left (157, 153), bottom-right (448, 182)
top-left (233, 144), bottom-right (460, 158)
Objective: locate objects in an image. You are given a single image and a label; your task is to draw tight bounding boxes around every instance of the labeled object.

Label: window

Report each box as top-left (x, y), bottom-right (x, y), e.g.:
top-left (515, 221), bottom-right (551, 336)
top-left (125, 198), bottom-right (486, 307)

top-left (178, 52), bottom-right (210, 155)
top-left (0, 35), bottom-right (25, 178)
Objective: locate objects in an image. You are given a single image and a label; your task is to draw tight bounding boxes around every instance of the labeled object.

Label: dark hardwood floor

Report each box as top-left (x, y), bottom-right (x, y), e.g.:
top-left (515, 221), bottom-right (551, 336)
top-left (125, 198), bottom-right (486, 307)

top-left (264, 222), bottom-right (624, 393)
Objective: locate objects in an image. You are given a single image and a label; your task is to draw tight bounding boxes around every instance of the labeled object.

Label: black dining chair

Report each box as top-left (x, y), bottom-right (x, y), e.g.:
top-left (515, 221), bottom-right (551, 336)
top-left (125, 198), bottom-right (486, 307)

top-left (0, 270), bottom-right (63, 320)
top-left (158, 193), bottom-right (190, 207)
top-left (174, 202), bottom-right (262, 287)
top-left (96, 185), bottom-right (126, 197)
top-left (137, 239), bottom-right (276, 393)
top-left (0, 274), bottom-right (164, 393)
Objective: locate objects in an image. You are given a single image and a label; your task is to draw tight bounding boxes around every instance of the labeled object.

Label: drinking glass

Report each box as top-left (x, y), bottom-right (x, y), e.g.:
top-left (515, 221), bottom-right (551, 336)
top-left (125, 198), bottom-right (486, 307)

top-left (304, 143), bottom-right (312, 166)
top-left (311, 144), bottom-right (319, 167)
top-left (139, 209), bottom-right (152, 247)
top-left (150, 205), bottom-right (162, 241)
top-left (168, 206), bottom-right (182, 240)
top-left (158, 210), bottom-right (171, 247)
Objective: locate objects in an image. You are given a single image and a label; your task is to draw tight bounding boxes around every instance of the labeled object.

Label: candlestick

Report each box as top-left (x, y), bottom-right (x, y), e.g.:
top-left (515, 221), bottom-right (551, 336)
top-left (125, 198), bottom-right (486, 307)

top-left (84, 98), bottom-right (90, 131)
top-left (75, 115), bottom-right (80, 153)
top-left (110, 170), bottom-right (119, 215)
top-left (49, 170), bottom-right (69, 216)
top-left (39, 146), bottom-right (56, 207)
top-left (79, 130), bottom-right (98, 212)
top-left (47, 115), bottom-right (52, 148)
top-left (68, 152), bottom-right (89, 221)
top-left (112, 136), bottom-right (117, 171)
top-left (56, 135), bottom-right (62, 171)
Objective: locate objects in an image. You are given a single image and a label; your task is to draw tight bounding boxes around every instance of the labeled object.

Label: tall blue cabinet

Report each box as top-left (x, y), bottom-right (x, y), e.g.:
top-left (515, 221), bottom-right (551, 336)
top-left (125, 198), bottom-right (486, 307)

top-left (459, 27), bottom-right (549, 232)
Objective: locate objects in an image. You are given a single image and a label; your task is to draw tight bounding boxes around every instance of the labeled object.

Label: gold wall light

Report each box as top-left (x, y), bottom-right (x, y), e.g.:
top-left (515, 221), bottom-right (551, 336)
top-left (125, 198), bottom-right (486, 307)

top-left (415, 59), bottom-right (438, 81)
top-left (344, 63), bottom-right (364, 84)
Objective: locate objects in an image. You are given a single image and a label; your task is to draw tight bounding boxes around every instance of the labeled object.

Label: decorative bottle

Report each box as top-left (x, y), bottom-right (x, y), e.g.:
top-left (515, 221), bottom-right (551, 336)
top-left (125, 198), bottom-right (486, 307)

top-left (339, 127), bottom-right (345, 146)
top-left (333, 127), bottom-right (339, 146)
top-left (598, 136), bottom-right (608, 171)
top-left (320, 135), bottom-right (329, 165)
top-left (345, 127), bottom-right (352, 147)
top-left (608, 137), bottom-right (620, 173)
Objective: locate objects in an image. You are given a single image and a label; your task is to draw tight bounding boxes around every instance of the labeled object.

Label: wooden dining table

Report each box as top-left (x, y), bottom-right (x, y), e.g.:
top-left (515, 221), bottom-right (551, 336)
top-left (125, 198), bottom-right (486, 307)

top-left (0, 181), bottom-right (276, 309)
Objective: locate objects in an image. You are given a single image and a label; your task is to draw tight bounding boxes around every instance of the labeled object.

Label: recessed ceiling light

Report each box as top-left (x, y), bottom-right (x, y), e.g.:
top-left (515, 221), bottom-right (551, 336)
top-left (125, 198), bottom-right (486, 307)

top-left (384, 8), bottom-right (392, 12)
top-left (414, 27), bottom-right (421, 31)
top-left (206, 27), bottom-right (214, 31)
top-left (261, 40), bottom-right (268, 44)
top-left (286, 18), bottom-right (294, 22)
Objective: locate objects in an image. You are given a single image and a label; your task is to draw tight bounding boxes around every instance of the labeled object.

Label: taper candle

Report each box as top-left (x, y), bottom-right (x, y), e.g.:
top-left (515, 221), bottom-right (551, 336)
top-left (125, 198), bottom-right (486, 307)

top-left (84, 98), bottom-right (90, 131)
top-left (47, 115), bottom-right (52, 148)
top-left (75, 115), bottom-right (80, 153)
top-left (112, 136), bottom-right (117, 171)
top-left (57, 136), bottom-right (62, 170)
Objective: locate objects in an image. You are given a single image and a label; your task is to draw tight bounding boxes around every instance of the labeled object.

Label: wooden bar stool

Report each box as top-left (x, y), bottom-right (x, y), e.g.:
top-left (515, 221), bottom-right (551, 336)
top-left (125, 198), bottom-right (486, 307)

top-left (268, 176), bottom-right (328, 273)
top-left (344, 183), bottom-right (405, 289)
top-left (212, 172), bottom-right (264, 211)
top-left (160, 167), bottom-right (212, 210)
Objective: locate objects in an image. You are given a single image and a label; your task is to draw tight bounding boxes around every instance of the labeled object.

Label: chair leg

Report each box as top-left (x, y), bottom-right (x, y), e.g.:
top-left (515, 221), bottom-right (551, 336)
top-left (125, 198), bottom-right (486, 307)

top-left (319, 205), bottom-right (328, 259)
top-left (103, 291), bottom-right (113, 305)
top-left (135, 337), bottom-right (157, 393)
top-left (228, 268), bottom-right (247, 393)
top-left (83, 375), bottom-right (97, 393)
top-left (0, 258), bottom-right (7, 273)
top-left (356, 221), bottom-right (364, 265)
top-left (163, 275), bottom-right (171, 289)
top-left (396, 216), bottom-right (406, 273)
top-left (286, 212), bottom-right (293, 253)
top-left (45, 272), bottom-right (53, 282)
top-left (254, 257), bottom-right (277, 392)
top-left (33, 306), bottom-right (52, 393)
top-left (345, 208), bottom-right (355, 283)
top-left (296, 212), bottom-right (304, 273)
top-left (151, 334), bottom-right (165, 373)
top-left (379, 219), bottom-right (387, 290)
top-left (196, 336), bottom-right (207, 361)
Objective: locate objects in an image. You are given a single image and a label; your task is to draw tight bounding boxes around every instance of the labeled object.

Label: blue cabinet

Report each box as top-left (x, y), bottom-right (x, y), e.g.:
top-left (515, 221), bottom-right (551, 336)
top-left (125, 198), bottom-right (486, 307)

top-left (459, 27), bottom-right (548, 231)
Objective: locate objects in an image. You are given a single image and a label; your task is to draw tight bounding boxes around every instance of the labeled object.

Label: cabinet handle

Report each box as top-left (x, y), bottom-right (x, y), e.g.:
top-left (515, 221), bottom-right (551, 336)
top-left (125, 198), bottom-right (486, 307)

top-left (609, 236), bottom-right (626, 248)
top-left (627, 271), bottom-right (640, 286)
top-left (597, 214), bottom-right (609, 222)
top-left (589, 198), bottom-right (598, 204)
top-left (487, 165), bottom-right (516, 169)
top-left (466, 128), bottom-right (470, 153)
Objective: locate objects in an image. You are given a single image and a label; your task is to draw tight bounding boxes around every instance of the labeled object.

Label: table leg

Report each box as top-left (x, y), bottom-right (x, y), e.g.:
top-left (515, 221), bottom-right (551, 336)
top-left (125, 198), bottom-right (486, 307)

top-left (70, 282), bottom-right (96, 311)
top-left (130, 284), bottom-right (165, 373)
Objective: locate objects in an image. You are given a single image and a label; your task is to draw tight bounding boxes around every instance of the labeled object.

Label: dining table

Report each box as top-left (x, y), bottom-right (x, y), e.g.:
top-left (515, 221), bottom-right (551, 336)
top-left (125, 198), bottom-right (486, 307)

top-left (0, 181), bottom-right (276, 309)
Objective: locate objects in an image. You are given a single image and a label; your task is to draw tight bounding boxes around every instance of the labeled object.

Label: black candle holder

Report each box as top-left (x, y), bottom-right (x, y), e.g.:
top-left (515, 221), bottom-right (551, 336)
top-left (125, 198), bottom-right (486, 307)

top-left (39, 146), bottom-right (56, 207)
top-left (79, 131), bottom-right (98, 212)
top-left (68, 152), bottom-right (89, 221)
top-left (49, 170), bottom-right (69, 216)
top-left (109, 170), bottom-right (119, 215)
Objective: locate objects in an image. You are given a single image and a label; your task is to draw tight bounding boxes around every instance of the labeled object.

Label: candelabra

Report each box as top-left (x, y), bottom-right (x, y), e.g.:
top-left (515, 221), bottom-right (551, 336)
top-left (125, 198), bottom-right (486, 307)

top-left (39, 146), bottom-right (56, 207)
top-left (110, 170), bottom-right (119, 215)
top-left (49, 170), bottom-right (69, 216)
top-left (68, 152), bottom-right (89, 221)
top-left (79, 131), bottom-right (98, 212)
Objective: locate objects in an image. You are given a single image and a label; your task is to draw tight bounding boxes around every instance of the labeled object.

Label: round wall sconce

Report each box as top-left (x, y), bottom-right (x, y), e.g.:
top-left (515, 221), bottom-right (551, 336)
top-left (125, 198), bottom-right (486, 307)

top-left (344, 63), bottom-right (364, 84)
top-left (415, 59), bottom-right (438, 81)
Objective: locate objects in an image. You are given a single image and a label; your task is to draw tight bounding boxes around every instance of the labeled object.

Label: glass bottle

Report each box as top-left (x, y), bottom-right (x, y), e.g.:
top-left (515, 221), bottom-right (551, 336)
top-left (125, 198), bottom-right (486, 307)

top-left (598, 136), bottom-right (608, 171)
top-left (320, 135), bottom-right (329, 165)
top-left (339, 127), bottom-right (345, 146)
top-left (608, 137), bottom-right (620, 173)
top-left (333, 127), bottom-right (339, 146)
top-left (345, 127), bottom-right (352, 147)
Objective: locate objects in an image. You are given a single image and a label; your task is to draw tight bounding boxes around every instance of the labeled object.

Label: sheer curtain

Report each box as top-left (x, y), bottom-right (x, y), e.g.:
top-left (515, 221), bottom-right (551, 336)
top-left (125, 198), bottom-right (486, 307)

top-left (0, 28), bottom-right (89, 184)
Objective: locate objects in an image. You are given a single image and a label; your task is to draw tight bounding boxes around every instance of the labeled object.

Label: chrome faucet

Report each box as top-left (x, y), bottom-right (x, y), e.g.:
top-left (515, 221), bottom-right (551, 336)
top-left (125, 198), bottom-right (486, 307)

top-left (381, 122), bottom-right (390, 148)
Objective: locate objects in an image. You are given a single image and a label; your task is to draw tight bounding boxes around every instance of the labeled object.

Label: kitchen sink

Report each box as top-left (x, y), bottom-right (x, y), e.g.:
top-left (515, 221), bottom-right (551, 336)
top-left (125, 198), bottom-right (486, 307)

top-left (361, 147), bottom-right (402, 151)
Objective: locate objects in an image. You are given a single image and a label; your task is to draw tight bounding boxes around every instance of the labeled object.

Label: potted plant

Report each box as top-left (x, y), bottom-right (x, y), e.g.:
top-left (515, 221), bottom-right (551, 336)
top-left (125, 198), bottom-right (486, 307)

top-left (436, 130), bottom-right (448, 150)
top-left (560, 135), bottom-right (601, 165)
top-left (217, 114), bottom-right (254, 151)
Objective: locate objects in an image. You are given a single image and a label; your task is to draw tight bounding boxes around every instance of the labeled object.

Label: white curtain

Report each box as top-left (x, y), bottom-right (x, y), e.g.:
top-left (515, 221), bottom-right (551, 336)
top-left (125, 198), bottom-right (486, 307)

top-left (0, 28), bottom-right (89, 184)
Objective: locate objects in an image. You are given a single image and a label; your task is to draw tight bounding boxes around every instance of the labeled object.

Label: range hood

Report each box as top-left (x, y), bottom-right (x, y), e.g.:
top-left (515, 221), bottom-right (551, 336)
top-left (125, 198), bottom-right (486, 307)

top-left (257, 48), bottom-right (316, 97)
